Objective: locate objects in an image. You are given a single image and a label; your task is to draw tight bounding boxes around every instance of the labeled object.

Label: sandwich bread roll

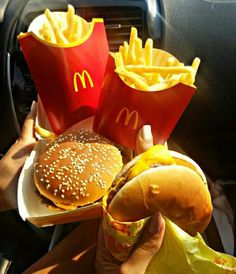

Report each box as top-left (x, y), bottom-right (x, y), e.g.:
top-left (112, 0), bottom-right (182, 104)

top-left (107, 145), bottom-right (213, 236)
top-left (34, 129), bottom-right (123, 210)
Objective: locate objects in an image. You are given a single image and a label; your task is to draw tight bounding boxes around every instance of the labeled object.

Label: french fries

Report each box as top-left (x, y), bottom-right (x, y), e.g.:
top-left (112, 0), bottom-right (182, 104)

top-left (115, 27), bottom-right (200, 91)
top-left (34, 125), bottom-right (57, 140)
top-left (44, 8), bottom-right (69, 44)
top-left (32, 5), bottom-right (90, 44)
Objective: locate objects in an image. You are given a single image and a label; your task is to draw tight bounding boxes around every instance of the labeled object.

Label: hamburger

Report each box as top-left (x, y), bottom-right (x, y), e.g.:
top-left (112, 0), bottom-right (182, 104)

top-left (107, 145), bottom-right (213, 236)
top-left (34, 128), bottom-right (123, 210)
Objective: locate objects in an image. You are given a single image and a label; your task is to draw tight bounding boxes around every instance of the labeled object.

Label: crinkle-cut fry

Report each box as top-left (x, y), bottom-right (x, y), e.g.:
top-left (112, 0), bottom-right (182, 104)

top-left (116, 67), bottom-right (150, 90)
top-left (144, 38), bottom-right (153, 66)
top-left (134, 37), bottom-right (143, 65)
top-left (65, 4), bottom-right (76, 41)
top-left (127, 27), bottom-right (138, 64)
top-left (44, 8), bottom-right (68, 44)
top-left (34, 125), bottom-right (57, 140)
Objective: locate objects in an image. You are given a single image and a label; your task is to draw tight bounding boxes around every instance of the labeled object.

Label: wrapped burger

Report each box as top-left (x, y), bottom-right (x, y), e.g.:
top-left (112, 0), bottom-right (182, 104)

top-left (102, 144), bottom-right (213, 261)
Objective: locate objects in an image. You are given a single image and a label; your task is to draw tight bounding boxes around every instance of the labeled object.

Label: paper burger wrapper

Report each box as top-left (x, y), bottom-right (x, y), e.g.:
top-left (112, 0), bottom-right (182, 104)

top-left (18, 13), bottom-right (109, 135)
top-left (93, 50), bottom-right (197, 150)
top-left (102, 196), bottom-right (150, 261)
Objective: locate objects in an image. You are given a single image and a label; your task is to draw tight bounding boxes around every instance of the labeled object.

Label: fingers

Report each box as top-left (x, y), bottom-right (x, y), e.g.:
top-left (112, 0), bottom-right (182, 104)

top-left (121, 212), bottom-right (165, 274)
top-left (135, 125), bottom-right (153, 154)
top-left (37, 95), bottom-right (52, 130)
top-left (20, 101), bottom-right (37, 141)
top-left (136, 212), bottom-right (165, 255)
top-left (95, 220), bottom-right (121, 274)
top-left (96, 220), bottom-right (120, 263)
top-left (96, 220), bottom-right (108, 256)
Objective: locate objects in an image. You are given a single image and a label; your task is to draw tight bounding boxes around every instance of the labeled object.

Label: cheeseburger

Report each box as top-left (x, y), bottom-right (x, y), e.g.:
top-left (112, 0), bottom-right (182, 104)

top-left (34, 129), bottom-right (123, 210)
top-left (107, 145), bottom-right (213, 236)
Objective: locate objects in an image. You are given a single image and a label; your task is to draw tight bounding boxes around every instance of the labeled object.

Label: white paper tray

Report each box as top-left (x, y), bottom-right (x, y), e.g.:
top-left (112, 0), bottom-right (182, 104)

top-left (17, 116), bottom-right (103, 227)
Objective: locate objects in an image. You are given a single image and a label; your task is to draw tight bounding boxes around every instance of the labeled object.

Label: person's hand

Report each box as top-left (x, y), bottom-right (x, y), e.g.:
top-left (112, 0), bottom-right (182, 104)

top-left (95, 212), bottom-right (165, 274)
top-left (95, 125), bottom-right (165, 274)
top-left (0, 102), bottom-right (37, 211)
top-left (135, 125), bottom-right (153, 155)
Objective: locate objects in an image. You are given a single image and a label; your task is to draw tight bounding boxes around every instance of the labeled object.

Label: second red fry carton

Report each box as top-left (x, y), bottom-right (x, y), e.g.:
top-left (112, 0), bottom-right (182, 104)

top-left (93, 27), bottom-right (200, 150)
top-left (18, 5), bottom-right (109, 134)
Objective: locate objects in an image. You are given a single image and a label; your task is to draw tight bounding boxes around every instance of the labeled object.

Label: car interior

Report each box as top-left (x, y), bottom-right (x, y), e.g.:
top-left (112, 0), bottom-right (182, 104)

top-left (0, 0), bottom-right (236, 273)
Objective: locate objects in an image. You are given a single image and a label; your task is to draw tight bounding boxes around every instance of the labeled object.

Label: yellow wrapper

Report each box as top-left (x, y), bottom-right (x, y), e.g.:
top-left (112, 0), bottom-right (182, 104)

top-left (146, 217), bottom-right (236, 274)
top-left (103, 187), bottom-right (236, 273)
top-left (103, 206), bottom-right (150, 261)
top-left (103, 211), bottom-right (236, 273)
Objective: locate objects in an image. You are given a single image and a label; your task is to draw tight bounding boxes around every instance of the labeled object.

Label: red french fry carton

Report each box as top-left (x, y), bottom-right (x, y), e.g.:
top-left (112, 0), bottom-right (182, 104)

top-left (93, 50), bottom-right (198, 150)
top-left (18, 16), bottom-right (109, 134)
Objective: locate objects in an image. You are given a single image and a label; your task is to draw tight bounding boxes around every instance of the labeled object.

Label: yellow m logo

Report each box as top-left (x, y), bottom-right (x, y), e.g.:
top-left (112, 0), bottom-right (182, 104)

top-left (115, 107), bottom-right (139, 130)
top-left (73, 70), bottom-right (94, 92)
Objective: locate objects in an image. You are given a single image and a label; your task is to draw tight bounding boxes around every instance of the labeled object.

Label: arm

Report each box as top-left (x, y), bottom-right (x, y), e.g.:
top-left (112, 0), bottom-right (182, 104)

top-left (0, 102), bottom-right (37, 211)
top-left (95, 212), bottom-right (165, 274)
top-left (22, 125), bottom-right (165, 274)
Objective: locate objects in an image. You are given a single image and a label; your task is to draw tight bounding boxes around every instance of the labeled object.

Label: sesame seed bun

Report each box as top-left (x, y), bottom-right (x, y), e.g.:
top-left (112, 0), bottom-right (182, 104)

top-left (107, 148), bottom-right (213, 236)
top-left (34, 129), bottom-right (123, 210)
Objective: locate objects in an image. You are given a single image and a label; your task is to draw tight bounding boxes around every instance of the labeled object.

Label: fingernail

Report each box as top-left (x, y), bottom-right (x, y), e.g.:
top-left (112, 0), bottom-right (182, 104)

top-left (148, 212), bottom-right (162, 235)
top-left (141, 125), bottom-right (152, 141)
top-left (30, 100), bottom-right (36, 110)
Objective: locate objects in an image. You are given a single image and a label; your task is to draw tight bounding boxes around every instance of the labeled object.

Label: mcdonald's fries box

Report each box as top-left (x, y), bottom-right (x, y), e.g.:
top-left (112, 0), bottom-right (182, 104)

top-left (17, 117), bottom-right (103, 228)
top-left (18, 13), bottom-right (109, 136)
top-left (93, 50), bottom-right (198, 150)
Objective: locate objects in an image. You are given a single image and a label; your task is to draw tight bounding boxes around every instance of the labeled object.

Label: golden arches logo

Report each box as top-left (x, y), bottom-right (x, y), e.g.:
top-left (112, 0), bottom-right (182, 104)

top-left (73, 70), bottom-right (94, 92)
top-left (115, 107), bottom-right (139, 129)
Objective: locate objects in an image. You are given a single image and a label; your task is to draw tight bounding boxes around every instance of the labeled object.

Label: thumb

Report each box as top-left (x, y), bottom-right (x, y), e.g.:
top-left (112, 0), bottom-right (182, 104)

top-left (135, 125), bottom-right (153, 155)
top-left (20, 101), bottom-right (37, 141)
top-left (122, 212), bottom-right (165, 274)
